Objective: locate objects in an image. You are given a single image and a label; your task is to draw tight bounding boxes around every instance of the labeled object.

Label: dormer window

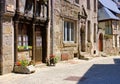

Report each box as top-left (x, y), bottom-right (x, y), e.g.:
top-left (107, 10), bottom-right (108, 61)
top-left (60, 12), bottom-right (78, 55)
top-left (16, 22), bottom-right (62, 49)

top-left (35, 0), bottom-right (47, 19)
top-left (36, 0), bottom-right (40, 17)
top-left (75, 0), bottom-right (79, 4)
top-left (19, 0), bottom-right (25, 14)
top-left (24, 0), bottom-right (33, 14)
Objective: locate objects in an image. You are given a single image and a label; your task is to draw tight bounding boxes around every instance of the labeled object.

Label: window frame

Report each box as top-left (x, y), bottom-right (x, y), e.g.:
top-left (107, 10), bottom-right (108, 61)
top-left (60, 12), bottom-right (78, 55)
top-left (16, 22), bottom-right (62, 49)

top-left (18, 24), bottom-right (29, 46)
top-left (94, 0), bottom-right (97, 12)
top-left (105, 21), bottom-right (112, 35)
top-left (87, 0), bottom-right (90, 10)
top-left (75, 0), bottom-right (79, 4)
top-left (63, 20), bottom-right (75, 42)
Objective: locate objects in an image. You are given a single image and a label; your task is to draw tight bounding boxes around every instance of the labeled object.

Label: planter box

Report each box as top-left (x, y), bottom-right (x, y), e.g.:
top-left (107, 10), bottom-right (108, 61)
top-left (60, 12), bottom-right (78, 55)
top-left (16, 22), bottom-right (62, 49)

top-left (14, 65), bottom-right (35, 74)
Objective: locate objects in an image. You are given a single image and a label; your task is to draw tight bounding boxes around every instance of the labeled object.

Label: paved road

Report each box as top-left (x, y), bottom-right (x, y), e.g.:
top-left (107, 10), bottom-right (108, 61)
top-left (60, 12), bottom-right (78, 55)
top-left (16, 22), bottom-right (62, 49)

top-left (0, 56), bottom-right (120, 84)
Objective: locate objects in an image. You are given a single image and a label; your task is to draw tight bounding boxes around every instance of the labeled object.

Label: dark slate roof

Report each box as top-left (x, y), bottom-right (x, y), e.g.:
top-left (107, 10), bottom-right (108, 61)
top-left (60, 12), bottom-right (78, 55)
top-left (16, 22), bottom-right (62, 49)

top-left (99, 0), bottom-right (120, 14)
top-left (98, 7), bottom-right (120, 21)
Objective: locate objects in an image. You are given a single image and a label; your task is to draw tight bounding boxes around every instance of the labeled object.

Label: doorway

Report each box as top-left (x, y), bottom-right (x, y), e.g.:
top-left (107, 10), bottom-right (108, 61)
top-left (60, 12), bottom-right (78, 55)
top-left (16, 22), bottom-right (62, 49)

top-left (99, 33), bottom-right (103, 51)
top-left (35, 27), bottom-right (42, 63)
top-left (80, 25), bottom-right (86, 52)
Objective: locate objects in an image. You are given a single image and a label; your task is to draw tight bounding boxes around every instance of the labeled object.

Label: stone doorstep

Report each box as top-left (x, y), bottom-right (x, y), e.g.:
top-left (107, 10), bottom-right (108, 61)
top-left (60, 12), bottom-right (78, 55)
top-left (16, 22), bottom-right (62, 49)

top-left (35, 63), bottom-right (47, 68)
top-left (80, 55), bottom-right (93, 60)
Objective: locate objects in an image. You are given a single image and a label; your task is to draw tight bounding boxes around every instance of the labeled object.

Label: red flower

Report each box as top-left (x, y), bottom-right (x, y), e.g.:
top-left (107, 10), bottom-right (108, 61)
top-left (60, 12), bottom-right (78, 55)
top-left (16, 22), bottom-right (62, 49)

top-left (50, 54), bottom-right (55, 59)
top-left (15, 61), bottom-right (21, 66)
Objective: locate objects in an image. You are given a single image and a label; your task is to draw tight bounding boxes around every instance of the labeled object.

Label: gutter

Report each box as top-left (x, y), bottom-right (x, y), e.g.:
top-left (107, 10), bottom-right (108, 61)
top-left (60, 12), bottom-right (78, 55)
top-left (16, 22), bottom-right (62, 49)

top-left (50, 0), bottom-right (54, 54)
top-left (0, 0), bottom-right (4, 75)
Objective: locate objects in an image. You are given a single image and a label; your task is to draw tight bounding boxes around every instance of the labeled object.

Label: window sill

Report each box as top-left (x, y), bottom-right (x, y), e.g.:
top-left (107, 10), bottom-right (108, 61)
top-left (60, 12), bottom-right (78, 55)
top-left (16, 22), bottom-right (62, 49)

top-left (74, 3), bottom-right (80, 7)
top-left (63, 42), bottom-right (77, 47)
top-left (18, 49), bottom-right (32, 52)
top-left (64, 0), bottom-right (72, 3)
top-left (64, 0), bottom-right (80, 7)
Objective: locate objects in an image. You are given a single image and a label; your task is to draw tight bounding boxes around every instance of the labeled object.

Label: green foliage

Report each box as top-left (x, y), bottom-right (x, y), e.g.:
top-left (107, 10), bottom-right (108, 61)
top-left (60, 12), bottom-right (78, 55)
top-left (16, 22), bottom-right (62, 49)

top-left (18, 46), bottom-right (32, 50)
top-left (18, 46), bottom-right (24, 50)
top-left (53, 56), bottom-right (60, 63)
top-left (16, 60), bottom-right (35, 67)
top-left (104, 34), bottom-right (113, 39)
top-left (20, 60), bottom-right (29, 66)
top-left (46, 55), bottom-right (60, 66)
top-left (28, 46), bottom-right (32, 49)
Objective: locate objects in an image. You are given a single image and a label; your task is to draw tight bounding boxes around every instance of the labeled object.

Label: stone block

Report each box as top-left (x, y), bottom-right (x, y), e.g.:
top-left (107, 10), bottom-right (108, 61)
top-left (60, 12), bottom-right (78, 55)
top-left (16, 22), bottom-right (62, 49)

top-left (61, 53), bottom-right (69, 61)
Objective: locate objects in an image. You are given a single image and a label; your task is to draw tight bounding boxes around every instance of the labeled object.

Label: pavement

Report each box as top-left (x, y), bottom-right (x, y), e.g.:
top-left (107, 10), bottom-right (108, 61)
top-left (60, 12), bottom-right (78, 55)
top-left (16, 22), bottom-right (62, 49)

top-left (0, 56), bottom-right (120, 84)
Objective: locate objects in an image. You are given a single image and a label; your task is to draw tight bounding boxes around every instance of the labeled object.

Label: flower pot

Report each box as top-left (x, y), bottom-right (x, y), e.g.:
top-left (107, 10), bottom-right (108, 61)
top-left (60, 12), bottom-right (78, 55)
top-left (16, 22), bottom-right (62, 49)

top-left (50, 59), bottom-right (56, 66)
top-left (14, 65), bottom-right (35, 74)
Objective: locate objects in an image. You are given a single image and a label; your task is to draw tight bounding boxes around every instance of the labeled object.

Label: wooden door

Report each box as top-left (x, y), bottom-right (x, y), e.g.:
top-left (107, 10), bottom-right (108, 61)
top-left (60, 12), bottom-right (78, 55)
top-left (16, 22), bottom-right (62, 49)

top-left (99, 33), bottom-right (103, 51)
top-left (81, 26), bottom-right (86, 52)
top-left (35, 28), bottom-right (42, 63)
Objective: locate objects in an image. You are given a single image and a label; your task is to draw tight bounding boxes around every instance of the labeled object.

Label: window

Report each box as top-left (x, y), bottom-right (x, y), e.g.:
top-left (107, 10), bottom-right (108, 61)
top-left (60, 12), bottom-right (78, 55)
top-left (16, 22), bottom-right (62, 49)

top-left (87, 0), bottom-right (90, 9)
top-left (105, 21), bottom-right (112, 34)
top-left (19, 0), bottom-right (26, 13)
top-left (36, 1), bottom-right (47, 18)
top-left (25, 0), bottom-right (33, 14)
top-left (119, 37), bottom-right (120, 47)
top-left (18, 24), bottom-right (28, 46)
top-left (36, 1), bottom-right (40, 17)
top-left (64, 21), bottom-right (74, 42)
top-left (115, 35), bottom-right (117, 47)
top-left (94, 23), bottom-right (96, 42)
top-left (75, 0), bottom-right (79, 4)
top-left (87, 20), bottom-right (91, 42)
top-left (94, 0), bottom-right (96, 12)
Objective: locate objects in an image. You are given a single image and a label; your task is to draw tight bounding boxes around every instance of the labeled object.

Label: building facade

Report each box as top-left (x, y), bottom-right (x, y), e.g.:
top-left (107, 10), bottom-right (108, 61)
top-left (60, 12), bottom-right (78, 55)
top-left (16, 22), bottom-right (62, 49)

top-left (0, 0), bottom-right (98, 75)
top-left (79, 0), bottom-right (98, 58)
top-left (0, 0), bottom-right (50, 75)
top-left (51, 0), bottom-right (98, 60)
top-left (98, 0), bottom-right (120, 56)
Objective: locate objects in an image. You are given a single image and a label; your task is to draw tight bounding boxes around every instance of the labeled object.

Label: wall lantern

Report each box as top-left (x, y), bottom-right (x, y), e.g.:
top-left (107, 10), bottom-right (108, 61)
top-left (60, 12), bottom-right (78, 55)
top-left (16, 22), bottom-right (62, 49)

top-left (78, 12), bottom-right (87, 20)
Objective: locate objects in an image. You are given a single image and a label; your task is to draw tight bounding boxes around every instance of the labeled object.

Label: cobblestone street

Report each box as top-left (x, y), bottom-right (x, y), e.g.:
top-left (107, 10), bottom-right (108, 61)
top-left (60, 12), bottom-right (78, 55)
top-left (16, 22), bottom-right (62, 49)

top-left (0, 56), bottom-right (120, 84)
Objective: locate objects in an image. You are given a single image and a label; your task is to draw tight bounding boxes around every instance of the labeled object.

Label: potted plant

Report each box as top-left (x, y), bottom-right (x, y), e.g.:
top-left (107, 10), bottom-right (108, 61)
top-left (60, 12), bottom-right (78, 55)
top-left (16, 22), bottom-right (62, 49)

top-left (14, 60), bottom-right (35, 74)
top-left (46, 54), bottom-right (59, 66)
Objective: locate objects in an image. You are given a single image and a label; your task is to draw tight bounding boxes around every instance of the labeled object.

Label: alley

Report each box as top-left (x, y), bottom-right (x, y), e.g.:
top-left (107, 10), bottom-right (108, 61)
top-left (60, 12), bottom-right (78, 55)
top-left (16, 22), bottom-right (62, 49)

top-left (0, 56), bottom-right (120, 84)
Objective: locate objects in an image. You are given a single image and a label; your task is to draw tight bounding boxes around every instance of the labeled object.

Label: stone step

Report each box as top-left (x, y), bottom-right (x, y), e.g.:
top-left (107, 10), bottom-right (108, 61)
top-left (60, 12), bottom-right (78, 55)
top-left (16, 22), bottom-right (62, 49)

top-left (35, 63), bottom-right (47, 68)
top-left (79, 53), bottom-right (93, 60)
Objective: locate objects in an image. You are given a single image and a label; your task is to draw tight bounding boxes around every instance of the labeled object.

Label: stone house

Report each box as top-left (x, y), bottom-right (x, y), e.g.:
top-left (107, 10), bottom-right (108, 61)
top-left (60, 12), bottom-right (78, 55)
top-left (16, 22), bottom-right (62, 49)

top-left (51, 0), bottom-right (98, 60)
top-left (98, 0), bottom-right (120, 55)
top-left (0, 0), bottom-right (98, 75)
top-left (0, 0), bottom-right (50, 75)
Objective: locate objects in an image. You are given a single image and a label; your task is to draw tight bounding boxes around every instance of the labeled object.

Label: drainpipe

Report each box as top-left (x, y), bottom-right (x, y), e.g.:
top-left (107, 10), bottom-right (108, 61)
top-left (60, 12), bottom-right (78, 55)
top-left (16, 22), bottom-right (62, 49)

top-left (0, 0), bottom-right (4, 75)
top-left (78, 12), bottom-right (81, 59)
top-left (46, 0), bottom-right (51, 59)
top-left (50, 0), bottom-right (54, 55)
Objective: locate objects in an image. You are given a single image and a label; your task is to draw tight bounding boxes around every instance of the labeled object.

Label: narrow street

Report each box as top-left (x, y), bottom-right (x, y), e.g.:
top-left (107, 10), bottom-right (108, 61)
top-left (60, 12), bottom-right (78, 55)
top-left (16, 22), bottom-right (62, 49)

top-left (0, 56), bottom-right (120, 84)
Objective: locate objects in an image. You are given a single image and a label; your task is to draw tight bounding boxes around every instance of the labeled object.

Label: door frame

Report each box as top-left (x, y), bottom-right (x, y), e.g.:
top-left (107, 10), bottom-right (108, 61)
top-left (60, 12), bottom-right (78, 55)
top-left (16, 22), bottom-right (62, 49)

top-left (34, 25), bottom-right (47, 63)
top-left (35, 27), bottom-right (42, 63)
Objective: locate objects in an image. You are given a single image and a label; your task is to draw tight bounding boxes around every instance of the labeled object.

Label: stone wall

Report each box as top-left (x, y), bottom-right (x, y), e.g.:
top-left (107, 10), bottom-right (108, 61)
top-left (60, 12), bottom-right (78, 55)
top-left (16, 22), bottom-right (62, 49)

top-left (53, 0), bottom-right (79, 59)
top-left (2, 16), bottom-right (14, 74)
top-left (104, 38), bottom-right (119, 55)
top-left (80, 0), bottom-right (98, 56)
